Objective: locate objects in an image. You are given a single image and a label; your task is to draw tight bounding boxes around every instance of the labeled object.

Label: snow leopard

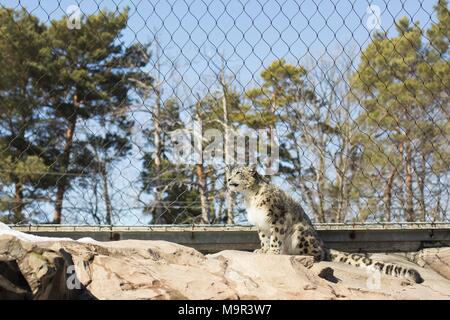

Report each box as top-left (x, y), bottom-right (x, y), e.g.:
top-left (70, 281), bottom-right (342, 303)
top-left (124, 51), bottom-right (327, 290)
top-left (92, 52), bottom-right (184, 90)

top-left (227, 166), bottom-right (424, 284)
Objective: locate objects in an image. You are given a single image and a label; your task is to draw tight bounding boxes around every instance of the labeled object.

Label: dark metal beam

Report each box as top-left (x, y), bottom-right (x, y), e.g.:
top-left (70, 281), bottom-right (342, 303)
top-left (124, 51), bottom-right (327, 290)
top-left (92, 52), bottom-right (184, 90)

top-left (9, 223), bottom-right (450, 253)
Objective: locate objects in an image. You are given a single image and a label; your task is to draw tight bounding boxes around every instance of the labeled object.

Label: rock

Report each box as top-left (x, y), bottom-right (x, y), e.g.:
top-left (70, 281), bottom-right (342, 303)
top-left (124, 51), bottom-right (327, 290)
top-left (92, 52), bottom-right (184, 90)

top-left (409, 248), bottom-right (450, 281)
top-left (0, 233), bottom-right (449, 300)
top-left (0, 260), bottom-right (32, 299)
top-left (317, 267), bottom-right (339, 283)
top-left (0, 236), bottom-right (94, 300)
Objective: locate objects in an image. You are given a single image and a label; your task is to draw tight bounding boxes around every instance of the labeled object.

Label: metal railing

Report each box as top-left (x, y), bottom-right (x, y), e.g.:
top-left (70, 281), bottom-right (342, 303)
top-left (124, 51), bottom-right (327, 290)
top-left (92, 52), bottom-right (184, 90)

top-left (10, 223), bottom-right (450, 253)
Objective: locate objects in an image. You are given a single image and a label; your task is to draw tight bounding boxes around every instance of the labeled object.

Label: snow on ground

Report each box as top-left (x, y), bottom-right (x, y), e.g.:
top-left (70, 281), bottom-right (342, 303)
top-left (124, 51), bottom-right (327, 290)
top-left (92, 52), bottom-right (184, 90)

top-left (0, 222), bottom-right (73, 242)
top-left (0, 222), bottom-right (99, 244)
top-left (76, 237), bottom-right (102, 244)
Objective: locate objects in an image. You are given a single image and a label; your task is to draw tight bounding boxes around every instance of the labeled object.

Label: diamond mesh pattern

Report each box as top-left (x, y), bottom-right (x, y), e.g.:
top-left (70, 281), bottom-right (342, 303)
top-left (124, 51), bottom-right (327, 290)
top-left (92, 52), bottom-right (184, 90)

top-left (0, 0), bottom-right (448, 225)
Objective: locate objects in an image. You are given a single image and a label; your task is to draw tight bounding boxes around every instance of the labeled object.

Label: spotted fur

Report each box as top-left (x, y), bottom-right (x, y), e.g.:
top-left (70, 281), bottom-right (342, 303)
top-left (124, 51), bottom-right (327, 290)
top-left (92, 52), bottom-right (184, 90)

top-left (228, 166), bottom-right (424, 284)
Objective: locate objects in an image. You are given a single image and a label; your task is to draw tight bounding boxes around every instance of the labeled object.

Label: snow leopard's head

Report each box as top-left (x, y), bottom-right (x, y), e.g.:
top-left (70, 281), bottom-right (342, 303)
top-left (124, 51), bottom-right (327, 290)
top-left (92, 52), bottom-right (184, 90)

top-left (227, 166), bottom-right (262, 193)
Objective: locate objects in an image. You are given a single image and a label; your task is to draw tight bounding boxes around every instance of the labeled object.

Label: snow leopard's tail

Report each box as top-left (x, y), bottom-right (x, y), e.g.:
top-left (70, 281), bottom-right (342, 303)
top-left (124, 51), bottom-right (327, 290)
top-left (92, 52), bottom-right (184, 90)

top-left (328, 249), bottom-right (424, 284)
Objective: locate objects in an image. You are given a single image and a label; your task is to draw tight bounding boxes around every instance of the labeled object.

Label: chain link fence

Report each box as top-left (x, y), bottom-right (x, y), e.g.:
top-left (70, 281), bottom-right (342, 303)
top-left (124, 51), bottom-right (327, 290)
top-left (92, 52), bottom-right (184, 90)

top-left (0, 0), bottom-right (448, 226)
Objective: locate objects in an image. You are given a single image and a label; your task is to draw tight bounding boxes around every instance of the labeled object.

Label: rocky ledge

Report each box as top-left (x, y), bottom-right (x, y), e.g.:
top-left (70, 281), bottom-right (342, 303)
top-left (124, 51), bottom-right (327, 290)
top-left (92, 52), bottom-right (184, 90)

top-left (0, 228), bottom-right (449, 299)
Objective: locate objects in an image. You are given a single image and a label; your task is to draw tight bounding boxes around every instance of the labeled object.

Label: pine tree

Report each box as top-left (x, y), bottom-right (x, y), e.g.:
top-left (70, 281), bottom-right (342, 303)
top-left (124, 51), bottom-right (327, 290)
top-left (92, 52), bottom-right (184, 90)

top-left (0, 8), bottom-right (52, 223)
top-left (351, 1), bottom-right (449, 221)
top-left (42, 9), bottom-right (151, 223)
top-left (246, 59), bottom-right (314, 147)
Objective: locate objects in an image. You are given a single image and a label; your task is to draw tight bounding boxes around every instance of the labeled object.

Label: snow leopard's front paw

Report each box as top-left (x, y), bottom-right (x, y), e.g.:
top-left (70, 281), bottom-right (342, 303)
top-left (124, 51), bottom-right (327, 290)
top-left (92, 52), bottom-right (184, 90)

top-left (253, 248), bottom-right (267, 254)
top-left (267, 247), bottom-right (281, 255)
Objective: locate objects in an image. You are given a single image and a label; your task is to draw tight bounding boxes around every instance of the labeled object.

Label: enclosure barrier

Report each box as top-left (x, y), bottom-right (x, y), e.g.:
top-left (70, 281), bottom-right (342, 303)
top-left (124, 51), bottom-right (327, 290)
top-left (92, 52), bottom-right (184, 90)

top-left (0, 1), bottom-right (448, 226)
top-left (11, 223), bottom-right (450, 253)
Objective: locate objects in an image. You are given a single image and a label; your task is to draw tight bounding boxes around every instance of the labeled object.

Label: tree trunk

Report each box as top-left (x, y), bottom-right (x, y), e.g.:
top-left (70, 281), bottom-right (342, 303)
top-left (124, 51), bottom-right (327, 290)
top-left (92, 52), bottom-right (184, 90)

top-left (267, 125), bottom-right (273, 170)
top-left (153, 85), bottom-right (164, 223)
top-left (100, 164), bottom-right (113, 225)
top-left (313, 108), bottom-right (326, 223)
top-left (404, 142), bottom-right (415, 222)
top-left (220, 70), bottom-right (234, 224)
top-left (208, 168), bottom-right (216, 221)
top-left (316, 143), bottom-right (326, 223)
top-left (266, 113), bottom-right (276, 179)
top-left (294, 149), bottom-right (320, 220)
top-left (53, 95), bottom-right (78, 224)
top-left (225, 175), bottom-right (234, 224)
top-left (335, 147), bottom-right (348, 223)
top-left (417, 154), bottom-right (426, 221)
top-left (383, 167), bottom-right (396, 222)
top-left (194, 101), bottom-right (210, 224)
top-left (196, 163), bottom-right (210, 223)
top-left (435, 176), bottom-right (443, 221)
top-left (152, 40), bottom-right (164, 224)
top-left (13, 181), bottom-right (24, 223)
top-left (335, 167), bottom-right (343, 223)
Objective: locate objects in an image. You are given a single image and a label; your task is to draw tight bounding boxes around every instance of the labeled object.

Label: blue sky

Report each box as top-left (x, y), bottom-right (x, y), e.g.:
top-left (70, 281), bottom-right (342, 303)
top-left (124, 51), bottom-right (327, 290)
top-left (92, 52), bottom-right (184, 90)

top-left (2, 0), bottom-right (438, 92)
top-left (0, 0), bottom-right (442, 224)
